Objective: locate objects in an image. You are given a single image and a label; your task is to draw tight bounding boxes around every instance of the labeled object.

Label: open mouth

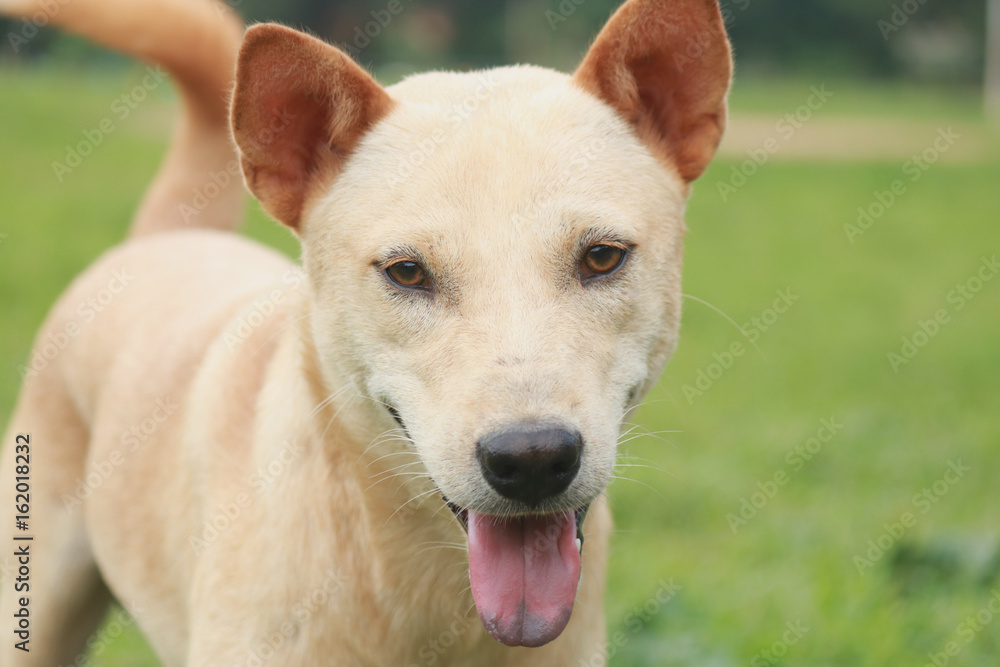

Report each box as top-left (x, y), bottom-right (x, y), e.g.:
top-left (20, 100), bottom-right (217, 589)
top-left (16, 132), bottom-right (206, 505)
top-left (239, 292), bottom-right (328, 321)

top-left (385, 402), bottom-right (589, 647)
top-left (445, 498), bottom-right (589, 552)
top-left (443, 496), bottom-right (590, 648)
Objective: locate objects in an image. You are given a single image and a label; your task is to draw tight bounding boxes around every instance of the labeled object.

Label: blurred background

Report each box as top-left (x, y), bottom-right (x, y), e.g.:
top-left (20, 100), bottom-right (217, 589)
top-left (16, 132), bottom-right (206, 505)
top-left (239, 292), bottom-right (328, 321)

top-left (1, 0), bottom-right (994, 83)
top-left (1, 1), bottom-right (999, 665)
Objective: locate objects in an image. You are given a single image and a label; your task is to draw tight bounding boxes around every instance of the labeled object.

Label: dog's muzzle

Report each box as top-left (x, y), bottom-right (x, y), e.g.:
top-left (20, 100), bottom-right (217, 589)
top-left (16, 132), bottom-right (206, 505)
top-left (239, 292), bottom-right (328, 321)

top-left (452, 421), bottom-right (588, 648)
top-left (386, 404), bottom-right (592, 648)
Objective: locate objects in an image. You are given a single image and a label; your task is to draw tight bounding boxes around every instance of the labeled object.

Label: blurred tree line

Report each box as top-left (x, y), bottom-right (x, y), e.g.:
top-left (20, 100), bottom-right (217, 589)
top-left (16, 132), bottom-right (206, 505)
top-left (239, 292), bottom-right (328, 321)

top-left (0, 0), bottom-right (989, 83)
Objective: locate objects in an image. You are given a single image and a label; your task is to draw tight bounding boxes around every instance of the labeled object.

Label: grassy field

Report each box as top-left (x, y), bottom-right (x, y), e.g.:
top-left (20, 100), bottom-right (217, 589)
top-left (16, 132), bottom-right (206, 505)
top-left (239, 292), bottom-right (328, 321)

top-left (1, 65), bottom-right (999, 666)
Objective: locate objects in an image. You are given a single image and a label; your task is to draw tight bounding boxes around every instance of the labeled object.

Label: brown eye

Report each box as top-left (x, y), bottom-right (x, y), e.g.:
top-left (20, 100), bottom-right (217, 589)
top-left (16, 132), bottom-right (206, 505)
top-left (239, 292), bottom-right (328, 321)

top-left (581, 244), bottom-right (626, 279)
top-left (385, 260), bottom-right (429, 289)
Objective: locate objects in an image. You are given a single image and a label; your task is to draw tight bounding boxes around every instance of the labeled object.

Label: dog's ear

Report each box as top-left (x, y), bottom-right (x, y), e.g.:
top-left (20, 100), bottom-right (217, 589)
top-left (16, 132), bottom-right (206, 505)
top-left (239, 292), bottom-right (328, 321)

top-left (574, 0), bottom-right (732, 182)
top-left (231, 24), bottom-right (394, 229)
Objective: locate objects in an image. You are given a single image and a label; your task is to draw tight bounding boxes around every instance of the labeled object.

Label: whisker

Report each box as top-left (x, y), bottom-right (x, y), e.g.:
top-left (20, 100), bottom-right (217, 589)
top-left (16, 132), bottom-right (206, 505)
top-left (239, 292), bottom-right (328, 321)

top-left (315, 389), bottom-right (365, 445)
top-left (681, 292), bottom-right (767, 363)
top-left (615, 462), bottom-right (672, 475)
top-left (361, 431), bottom-right (415, 460)
top-left (364, 449), bottom-right (421, 469)
top-left (365, 471), bottom-right (429, 492)
top-left (415, 542), bottom-right (468, 557)
top-left (608, 474), bottom-right (673, 503)
top-left (306, 382), bottom-right (357, 422)
top-left (616, 455), bottom-right (670, 470)
top-left (618, 424), bottom-right (643, 439)
top-left (617, 397), bottom-right (672, 425)
top-left (618, 433), bottom-right (678, 448)
top-left (627, 428), bottom-right (683, 436)
top-left (368, 462), bottom-right (424, 482)
top-left (368, 470), bottom-right (428, 485)
top-left (383, 486), bottom-right (442, 526)
top-left (366, 450), bottom-right (422, 469)
top-left (614, 458), bottom-right (680, 481)
top-left (430, 498), bottom-right (459, 522)
top-left (366, 428), bottom-right (410, 444)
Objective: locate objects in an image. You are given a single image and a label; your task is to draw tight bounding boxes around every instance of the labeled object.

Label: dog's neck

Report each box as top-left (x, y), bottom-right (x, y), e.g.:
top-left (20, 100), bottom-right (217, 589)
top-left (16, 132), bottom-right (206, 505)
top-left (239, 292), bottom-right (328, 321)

top-left (240, 292), bottom-right (488, 655)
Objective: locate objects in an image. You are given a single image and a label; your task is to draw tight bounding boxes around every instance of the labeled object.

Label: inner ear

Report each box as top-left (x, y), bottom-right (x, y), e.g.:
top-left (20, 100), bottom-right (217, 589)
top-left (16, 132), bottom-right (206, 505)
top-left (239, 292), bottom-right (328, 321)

top-left (574, 0), bottom-right (733, 182)
top-left (231, 24), bottom-right (394, 229)
top-left (256, 88), bottom-right (336, 192)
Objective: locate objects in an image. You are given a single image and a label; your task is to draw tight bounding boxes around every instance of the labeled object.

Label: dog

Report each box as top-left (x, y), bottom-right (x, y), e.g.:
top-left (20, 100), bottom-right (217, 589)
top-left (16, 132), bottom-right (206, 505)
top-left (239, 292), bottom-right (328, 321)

top-left (0, 0), bottom-right (731, 663)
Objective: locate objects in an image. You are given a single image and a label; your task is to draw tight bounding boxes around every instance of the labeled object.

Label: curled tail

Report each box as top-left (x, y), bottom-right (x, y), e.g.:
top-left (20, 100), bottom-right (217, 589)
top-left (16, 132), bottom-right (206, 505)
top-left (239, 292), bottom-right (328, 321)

top-left (1, 0), bottom-right (245, 236)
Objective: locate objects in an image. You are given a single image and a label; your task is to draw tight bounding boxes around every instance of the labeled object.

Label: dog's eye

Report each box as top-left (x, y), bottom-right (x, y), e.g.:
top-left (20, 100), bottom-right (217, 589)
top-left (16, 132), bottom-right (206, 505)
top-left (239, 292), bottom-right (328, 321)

top-left (581, 244), bottom-right (627, 279)
top-left (385, 260), bottom-right (430, 289)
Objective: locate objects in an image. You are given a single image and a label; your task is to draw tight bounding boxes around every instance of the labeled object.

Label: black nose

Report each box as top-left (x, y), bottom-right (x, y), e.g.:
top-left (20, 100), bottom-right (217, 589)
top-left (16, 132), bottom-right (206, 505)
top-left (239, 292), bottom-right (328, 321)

top-left (476, 423), bottom-right (583, 507)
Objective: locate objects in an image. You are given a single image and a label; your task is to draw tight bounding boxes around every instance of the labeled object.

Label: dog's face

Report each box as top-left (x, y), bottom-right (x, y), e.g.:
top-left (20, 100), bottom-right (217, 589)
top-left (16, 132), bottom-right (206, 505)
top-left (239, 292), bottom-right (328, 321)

top-left (307, 66), bottom-right (688, 513)
top-left (232, 0), bottom-right (731, 648)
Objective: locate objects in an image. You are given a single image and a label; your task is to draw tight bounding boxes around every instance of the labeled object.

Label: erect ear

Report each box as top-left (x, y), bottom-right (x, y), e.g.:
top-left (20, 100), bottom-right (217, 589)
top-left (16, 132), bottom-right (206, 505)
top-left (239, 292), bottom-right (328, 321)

top-left (574, 0), bottom-right (732, 183)
top-left (231, 24), bottom-right (394, 229)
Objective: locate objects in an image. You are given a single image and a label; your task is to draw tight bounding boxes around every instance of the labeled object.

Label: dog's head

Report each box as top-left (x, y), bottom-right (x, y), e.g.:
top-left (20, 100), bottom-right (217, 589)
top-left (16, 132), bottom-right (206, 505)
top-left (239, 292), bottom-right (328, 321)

top-left (232, 0), bottom-right (731, 648)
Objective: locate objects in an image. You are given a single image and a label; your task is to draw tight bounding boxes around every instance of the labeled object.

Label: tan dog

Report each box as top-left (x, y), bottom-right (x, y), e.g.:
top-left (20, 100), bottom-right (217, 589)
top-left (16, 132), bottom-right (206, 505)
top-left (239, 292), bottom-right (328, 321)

top-left (0, 0), bottom-right (731, 664)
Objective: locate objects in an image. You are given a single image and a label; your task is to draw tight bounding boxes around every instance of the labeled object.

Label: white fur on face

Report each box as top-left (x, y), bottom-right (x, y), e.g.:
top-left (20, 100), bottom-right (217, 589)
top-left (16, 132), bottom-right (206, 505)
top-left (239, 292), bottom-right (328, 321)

top-left (303, 66), bottom-right (688, 514)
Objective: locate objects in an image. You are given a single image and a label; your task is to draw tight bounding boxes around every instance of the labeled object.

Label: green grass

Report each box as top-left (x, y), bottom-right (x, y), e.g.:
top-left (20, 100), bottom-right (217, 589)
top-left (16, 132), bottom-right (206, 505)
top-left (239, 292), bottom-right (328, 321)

top-left (1, 65), bottom-right (998, 666)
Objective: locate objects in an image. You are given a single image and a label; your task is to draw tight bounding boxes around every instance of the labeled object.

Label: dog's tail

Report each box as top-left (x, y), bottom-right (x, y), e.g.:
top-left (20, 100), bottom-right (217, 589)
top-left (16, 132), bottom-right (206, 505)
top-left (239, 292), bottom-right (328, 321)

top-left (0, 0), bottom-right (245, 236)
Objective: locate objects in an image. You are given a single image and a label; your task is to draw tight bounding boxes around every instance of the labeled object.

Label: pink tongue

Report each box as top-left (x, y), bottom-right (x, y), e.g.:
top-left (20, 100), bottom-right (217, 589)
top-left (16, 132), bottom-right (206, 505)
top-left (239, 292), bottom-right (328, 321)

top-left (467, 509), bottom-right (581, 647)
